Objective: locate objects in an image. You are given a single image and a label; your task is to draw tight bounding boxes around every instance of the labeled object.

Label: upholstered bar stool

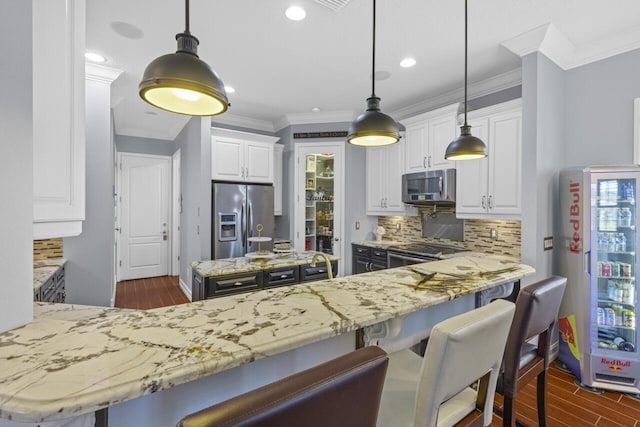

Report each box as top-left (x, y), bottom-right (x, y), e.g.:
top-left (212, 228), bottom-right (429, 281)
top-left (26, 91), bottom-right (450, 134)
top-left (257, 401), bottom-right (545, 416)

top-left (377, 299), bottom-right (516, 427)
top-left (177, 346), bottom-right (389, 427)
top-left (494, 276), bottom-right (567, 427)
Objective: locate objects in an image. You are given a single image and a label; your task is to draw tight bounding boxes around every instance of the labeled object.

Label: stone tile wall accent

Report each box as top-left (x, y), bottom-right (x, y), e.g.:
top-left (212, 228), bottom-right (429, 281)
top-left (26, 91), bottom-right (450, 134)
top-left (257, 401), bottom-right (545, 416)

top-left (377, 208), bottom-right (521, 258)
top-left (33, 238), bottom-right (63, 260)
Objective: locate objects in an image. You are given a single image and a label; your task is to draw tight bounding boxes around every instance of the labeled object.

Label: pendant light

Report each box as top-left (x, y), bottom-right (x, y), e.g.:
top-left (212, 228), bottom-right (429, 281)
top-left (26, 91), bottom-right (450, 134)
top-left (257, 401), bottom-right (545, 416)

top-left (139, 0), bottom-right (229, 116)
top-left (444, 0), bottom-right (487, 160)
top-left (347, 0), bottom-right (400, 147)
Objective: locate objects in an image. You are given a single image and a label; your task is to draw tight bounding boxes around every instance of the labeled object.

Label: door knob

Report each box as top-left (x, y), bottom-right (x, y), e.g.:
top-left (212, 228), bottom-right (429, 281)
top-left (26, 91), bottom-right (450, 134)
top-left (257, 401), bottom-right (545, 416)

top-left (334, 237), bottom-right (340, 242)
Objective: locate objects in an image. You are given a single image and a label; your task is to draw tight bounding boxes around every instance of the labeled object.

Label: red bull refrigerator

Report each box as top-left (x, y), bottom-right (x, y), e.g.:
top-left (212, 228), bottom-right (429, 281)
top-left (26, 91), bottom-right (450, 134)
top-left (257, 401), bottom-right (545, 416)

top-left (559, 166), bottom-right (640, 394)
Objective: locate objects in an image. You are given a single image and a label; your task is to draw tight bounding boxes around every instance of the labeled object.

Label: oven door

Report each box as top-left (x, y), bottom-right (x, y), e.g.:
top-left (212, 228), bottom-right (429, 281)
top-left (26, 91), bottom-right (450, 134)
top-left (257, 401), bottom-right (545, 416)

top-left (387, 251), bottom-right (437, 268)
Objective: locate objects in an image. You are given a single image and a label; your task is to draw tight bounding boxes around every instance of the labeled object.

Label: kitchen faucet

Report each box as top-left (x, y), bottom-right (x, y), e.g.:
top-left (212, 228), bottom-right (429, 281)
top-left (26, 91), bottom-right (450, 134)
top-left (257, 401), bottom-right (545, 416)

top-left (310, 252), bottom-right (334, 280)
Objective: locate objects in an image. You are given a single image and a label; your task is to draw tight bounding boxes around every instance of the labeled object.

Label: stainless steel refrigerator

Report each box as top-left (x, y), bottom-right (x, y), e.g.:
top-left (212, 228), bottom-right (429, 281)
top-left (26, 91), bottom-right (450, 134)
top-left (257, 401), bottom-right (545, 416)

top-left (558, 166), bottom-right (640, 394)
top-left (212, 182), bottom-right (274, 259)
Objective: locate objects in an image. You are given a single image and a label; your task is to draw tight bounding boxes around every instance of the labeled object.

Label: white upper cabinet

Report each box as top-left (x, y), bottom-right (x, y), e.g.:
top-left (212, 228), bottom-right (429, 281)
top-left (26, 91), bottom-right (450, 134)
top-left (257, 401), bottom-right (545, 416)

top-left (403, 104), bottom-right (458, 173)
top-left (273, 144), bottom-right (284, 216)
top-left (33, 0), bottom-right (86, 239)
top-left (366, 140), bottom-right (418, 217)
top-left (211, 128), bottom-right (279, 184)
top-left (456, 99), bottom-right (522, 219)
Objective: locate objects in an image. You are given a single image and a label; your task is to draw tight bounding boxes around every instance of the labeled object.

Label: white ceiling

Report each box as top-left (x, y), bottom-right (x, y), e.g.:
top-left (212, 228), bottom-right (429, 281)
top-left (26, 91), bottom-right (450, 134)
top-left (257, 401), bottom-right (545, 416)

top-left (86, 0), bottom-right (640, 141)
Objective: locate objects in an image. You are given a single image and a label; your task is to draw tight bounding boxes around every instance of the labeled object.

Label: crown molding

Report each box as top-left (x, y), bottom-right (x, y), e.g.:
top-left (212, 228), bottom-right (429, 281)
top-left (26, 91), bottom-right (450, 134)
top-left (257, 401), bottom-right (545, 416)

top-left (391, 68), bottom-right (522, 121)
top-left (275, 110), bottom-right (356, 131)
top-left (501, 22), bottom-right (640, 70)
top-left (210, 113), bottom-right (275, 133)
top-left (85, 63), bottom-right (123, 83)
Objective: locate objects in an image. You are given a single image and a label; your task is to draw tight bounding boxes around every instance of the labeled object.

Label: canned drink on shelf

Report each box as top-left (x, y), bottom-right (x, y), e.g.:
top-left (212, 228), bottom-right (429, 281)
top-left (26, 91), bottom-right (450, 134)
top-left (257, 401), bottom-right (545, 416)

top-left (597, 307), bottom-right (605, 325)
top-left (611, 262), bottom-right (621, 277)
top-left (602, 262), bottom-right (612, 277)
top-left (623, 310), bottom-right (636, 328)
top-left (621, 262), bottom-right (632, 277)
top-left (597, 261), bottom-right (604, 276)
top-left (605, 308), bottom-right (616, 326)
top-left (612, 304), bottom-right (624, 325)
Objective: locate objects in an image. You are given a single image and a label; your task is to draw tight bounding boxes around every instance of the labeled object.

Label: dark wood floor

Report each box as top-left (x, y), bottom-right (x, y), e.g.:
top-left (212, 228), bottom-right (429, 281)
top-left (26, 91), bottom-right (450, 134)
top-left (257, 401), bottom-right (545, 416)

top-left (115, 278), bottom-right (640, 425)
top-left (114, 275), bottom-right (189, 309)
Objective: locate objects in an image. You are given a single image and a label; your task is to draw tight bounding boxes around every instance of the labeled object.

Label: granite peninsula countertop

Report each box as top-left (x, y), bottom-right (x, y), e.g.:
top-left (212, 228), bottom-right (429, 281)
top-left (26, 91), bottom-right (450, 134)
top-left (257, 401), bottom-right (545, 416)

top-left (33, 258), bottom-right (66, 291)
top-left (192, 251), bottom-right (340, 277)
top-left (0, 254), bottom-right (534, 422)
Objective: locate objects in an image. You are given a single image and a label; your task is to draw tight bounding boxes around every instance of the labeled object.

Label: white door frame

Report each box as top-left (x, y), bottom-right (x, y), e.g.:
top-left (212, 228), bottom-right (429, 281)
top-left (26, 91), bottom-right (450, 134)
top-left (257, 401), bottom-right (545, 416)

top-left (116, 152), bottom-right (173, 282)
top-left (171, 149), bottom-right (181, 276)
top-left (293, 141), bottom-right (345, 273)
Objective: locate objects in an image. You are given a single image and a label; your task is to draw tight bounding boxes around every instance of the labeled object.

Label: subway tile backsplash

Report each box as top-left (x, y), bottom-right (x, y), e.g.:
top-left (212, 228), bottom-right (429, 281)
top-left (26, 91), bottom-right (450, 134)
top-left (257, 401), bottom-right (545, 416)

top-left (377, 209), bottom-right (521, 258)
top-left (33, 238), bottom-right (63, 260)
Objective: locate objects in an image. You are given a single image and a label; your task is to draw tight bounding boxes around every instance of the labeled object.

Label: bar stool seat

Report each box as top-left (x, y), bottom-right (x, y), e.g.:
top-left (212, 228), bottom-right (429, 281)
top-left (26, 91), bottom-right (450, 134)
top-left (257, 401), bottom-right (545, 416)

top-left (378, 299), bottom-right (516, 427)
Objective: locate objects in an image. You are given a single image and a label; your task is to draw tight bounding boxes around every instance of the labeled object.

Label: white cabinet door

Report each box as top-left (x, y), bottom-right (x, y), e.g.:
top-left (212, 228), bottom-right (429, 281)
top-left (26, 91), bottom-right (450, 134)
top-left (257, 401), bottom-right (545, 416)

top-left (428, 114), bottom-right (457, 171)
top-left (211, 128), bottom-right (279, 183)
top-left (245, 141), bottom-right (274, 183)
top-left (404, 121), bottom-right (428, 173)
top-left (273, 144), bottom-right (284, 215)
top-left (456, 100), bottom-right (522, 220)
top-left (456, 118), bottom-right (489, 216)
top-left (33, 0), bottom-right (85, 239)
top-left (211, 137), bottom-right (244, 181)
top-left (366, 147), bottom-right (386, 215)
top-left (488, 110), bottom-right (522, 216)
top-left (384, 140), bottom-right (406, 212)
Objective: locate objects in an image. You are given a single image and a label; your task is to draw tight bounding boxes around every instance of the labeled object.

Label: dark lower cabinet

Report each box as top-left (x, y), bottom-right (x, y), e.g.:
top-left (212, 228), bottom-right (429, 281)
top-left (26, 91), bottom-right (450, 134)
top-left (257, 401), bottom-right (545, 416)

top-left (193, 261), bottom-right (338, 300)
top-left (352, 244), bottom-right (388, 274)
top-left (34, 265), bottom-right (66, 303)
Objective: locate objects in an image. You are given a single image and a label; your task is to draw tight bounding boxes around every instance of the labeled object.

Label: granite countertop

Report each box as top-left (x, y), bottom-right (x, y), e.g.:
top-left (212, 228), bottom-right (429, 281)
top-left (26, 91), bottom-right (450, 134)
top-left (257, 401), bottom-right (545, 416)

top-left (192, 252), bottom-right (340, 277)
top-left (351, 240), bottom-right (402, 249)
top-left (33, 258), bottom-right (66, 291)
top-left (0, 254), bottom-right (534, 422)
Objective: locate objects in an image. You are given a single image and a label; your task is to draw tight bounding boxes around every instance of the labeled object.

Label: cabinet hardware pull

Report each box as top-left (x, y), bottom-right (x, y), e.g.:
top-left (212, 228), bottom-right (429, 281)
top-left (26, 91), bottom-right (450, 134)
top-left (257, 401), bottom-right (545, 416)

top-left (428, 156), bottom-right (431, 168)
top-left (280, 274), bottom-right (288, 278)
top-left (488, 195), bottom-right (493, 209)
top-left (481, 195), bottom-right (486, 209)
top-left (234, 281), bottom-right (243, 286)
top-left (423, 157), bottom-right (427, 168)
top-left (318, 269), bottom-right (325, 273)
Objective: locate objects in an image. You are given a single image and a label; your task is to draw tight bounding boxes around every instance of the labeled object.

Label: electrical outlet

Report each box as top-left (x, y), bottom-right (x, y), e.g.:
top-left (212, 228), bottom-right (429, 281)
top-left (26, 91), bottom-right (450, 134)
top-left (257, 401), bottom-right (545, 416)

top-left (543, 236), bottom-right (553, 251)
top-left (396, 223), bottom-right (401, 231)
top-left (355, 220), bottom-right (360, 230)
top-left (489, 229), bottom-right (498, 240)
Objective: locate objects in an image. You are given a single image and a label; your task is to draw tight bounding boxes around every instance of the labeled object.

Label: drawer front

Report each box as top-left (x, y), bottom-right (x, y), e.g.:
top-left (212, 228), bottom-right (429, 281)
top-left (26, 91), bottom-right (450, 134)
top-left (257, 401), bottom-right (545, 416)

top-left (300, 261), bottom-right (338, 282)
top-left (371, 249), bottom-right (388, 264)
top-left (206, 272), bottom-right (263, 298)
top-left (40, 277), bottom-right (57, 302)
top-left (264, 267), bottom-right (299, 288)
top-left (353, 245), bottom-right (371, 258)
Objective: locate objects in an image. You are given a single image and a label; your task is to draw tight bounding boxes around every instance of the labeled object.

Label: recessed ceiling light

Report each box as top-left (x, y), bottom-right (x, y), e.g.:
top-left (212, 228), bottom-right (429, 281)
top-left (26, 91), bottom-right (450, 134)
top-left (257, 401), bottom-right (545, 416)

top-left (285, 6), bottom-right (306, 21)
top-left (400, 57), bottom-right (416, 68)
top-left (311, 107), bottom-right (321, 113)
top-left (85, 52), bottom-right (106, 63)
top-left (225, 86), bottom-right (236, 94)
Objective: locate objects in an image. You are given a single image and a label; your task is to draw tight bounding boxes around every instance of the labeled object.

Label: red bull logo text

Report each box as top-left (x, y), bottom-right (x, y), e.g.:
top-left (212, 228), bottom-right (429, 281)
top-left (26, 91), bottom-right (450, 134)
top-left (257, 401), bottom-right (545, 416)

top-left (569, 181), bottom-right (581, 254)
top-left (600, 357), bottom-right (631, 371)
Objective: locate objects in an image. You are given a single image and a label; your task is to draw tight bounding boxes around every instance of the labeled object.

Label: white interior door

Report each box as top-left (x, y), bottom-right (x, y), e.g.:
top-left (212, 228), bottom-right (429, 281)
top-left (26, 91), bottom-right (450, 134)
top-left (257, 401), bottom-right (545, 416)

top-left (293, 142), bottom-right (345, 272)
top-left (118, 153), bottom-right (171, 280)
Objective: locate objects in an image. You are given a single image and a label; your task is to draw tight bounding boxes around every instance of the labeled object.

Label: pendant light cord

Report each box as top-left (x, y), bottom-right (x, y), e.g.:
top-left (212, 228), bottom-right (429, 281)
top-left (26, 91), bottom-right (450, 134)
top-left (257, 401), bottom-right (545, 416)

top-left (463, 0), bottom-right (468, 126)
top-left (371, 0), bottom-right (377, 98)
top-left (185, 0), bottom-right (190, 34)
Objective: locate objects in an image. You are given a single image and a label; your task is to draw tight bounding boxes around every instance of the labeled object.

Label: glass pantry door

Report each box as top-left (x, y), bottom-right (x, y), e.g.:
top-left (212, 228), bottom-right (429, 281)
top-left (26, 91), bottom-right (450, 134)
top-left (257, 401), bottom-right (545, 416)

top-left (594, 175), bottom-right (637, 354)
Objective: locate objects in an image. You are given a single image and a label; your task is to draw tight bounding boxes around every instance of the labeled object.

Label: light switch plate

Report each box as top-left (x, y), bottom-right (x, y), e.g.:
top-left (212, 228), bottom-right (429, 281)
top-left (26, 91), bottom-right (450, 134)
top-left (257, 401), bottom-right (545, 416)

top-left (543, 236), bottom-right (553, 250)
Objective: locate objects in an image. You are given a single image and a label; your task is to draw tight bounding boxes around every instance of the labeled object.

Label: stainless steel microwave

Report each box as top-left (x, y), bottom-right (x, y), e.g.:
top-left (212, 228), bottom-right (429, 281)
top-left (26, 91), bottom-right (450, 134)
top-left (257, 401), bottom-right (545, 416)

top-left (402, 169), bottom-right (456, 205)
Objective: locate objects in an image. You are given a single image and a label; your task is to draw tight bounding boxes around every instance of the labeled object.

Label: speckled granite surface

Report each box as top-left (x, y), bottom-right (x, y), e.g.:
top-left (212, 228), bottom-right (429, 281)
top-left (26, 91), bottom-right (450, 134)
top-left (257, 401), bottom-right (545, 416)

top-left (0, 254), bottom-right (534, 422)
top-left (351, 240), bottom-right (402, 249)
top-left (192, 252), bottom-right (340, 277)
top-left (33, 258), bottom-right (66, 291)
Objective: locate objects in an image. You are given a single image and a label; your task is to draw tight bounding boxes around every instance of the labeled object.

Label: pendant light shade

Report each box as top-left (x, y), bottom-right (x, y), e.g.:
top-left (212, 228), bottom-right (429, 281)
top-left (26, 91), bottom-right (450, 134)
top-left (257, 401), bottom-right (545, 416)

top-left (139, 0), bottom-right (228, 116)
top-left (347, 0), bottom-right (400, 147)
top-left (444, 0), bottom-right (487, 160)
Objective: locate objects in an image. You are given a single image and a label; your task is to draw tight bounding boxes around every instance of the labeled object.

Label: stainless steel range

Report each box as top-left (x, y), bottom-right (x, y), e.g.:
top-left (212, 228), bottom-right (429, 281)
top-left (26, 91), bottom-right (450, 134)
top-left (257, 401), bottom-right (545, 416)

top-left (387, 242), bottom-right (468, 268)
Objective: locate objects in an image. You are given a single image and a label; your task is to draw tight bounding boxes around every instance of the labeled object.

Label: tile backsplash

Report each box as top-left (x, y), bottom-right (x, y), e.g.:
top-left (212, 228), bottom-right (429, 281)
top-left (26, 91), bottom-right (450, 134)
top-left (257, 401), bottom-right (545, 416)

top-left (34, 238), bottom-right (63, 260)
top-left (377, 209), bottom-right (521, 258)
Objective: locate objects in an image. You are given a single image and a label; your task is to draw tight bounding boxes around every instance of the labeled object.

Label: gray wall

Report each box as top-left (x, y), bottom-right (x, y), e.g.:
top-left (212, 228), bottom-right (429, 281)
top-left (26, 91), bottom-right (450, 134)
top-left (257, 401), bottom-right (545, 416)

top-left (0, 0), bottom-right (33, 331)
top-left (174, 117), bottom-right (211, 292)
top-left (116, 134), bottom-right (176, 156)
top-left (276, 122), bottom-right (376, 276)
top-left (564, 48), bottom-right (640, 166)
top-left (64, 78), bottom-right (115, 306)
top-left (520, 53), bottom-right (566, 283)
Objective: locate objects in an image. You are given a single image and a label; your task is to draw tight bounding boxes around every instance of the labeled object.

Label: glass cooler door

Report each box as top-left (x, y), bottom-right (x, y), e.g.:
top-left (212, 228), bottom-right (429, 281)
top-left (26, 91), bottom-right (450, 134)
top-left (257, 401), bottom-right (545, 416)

top-left (594, 176), bottom-right (637, 354)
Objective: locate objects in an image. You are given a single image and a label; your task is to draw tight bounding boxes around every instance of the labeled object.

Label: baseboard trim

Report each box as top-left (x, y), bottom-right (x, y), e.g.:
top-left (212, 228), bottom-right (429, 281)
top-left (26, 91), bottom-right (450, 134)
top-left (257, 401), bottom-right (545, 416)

top-left (179, 277), bottom-right (192, 302)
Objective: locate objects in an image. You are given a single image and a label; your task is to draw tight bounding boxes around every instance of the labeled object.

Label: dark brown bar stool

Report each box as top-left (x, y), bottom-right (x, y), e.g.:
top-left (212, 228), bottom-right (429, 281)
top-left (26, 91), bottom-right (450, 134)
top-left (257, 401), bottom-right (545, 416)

top-left (494, 276), bottom-right (567, 427)
top-left (176, 346), bottom-right (389, 427)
